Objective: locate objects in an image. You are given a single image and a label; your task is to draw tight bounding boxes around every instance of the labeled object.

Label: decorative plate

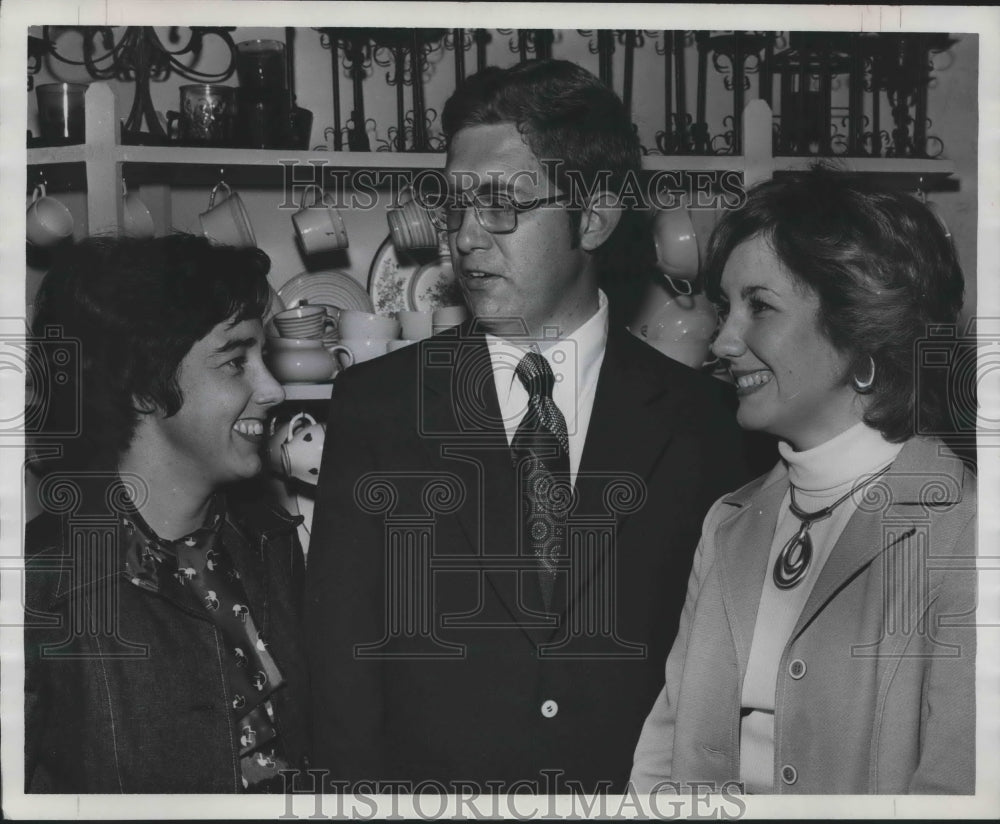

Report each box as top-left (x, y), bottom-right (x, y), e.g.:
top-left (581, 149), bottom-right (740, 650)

top-left (368, 236), bottom-right (462, 314)
top-left (277, 269), bottom-right (374, 314)
top-left (367, 236), bottom-right (423, 315)
top-left (409, 259), bottom-right (462, 312)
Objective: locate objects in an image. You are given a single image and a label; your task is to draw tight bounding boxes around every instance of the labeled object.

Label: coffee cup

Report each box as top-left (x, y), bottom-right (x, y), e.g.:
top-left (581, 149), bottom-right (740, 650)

top-left (338, 309), bottom-right (400, 341)
top-left (293, 185), bottom-right (349, 256)
top-left (338, 338), bottom-right (389, 366)
top-left (397, 309), bottom-right (433, 341)
top-left (26, 184), bottom-right (74, 247)
top-left (387, 185), bottom-right (438, 250)
top-left (200, 181), bottom-right (256, 248)
top-left (281, 419), bottom-right (327, 485)
top-left (121, 181), bottom-right (154, 238)
top-left (273, 305), bottom-right (336, 340)
top-left (653, 205), bottom-right (700, 280)
top-left (432, 304), bottom-right (468, 334)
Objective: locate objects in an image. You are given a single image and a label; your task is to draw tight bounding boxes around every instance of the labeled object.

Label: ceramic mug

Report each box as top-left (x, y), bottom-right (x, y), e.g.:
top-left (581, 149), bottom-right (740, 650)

top-left (397, 310), bottom-right (433, 341)
top-left (338, 337), bottom-right (389, 367)
top-left (273, 305), bottom-right (336, 340)
top-left (431, 304), bottom-right (468, 334)
top-left (293, 185), bottom-right (349, 255)
top-left (121, 181), bottom-right (154, 238)
top-left (338, 309), bottom-right (400, 341)
top-left (653, 205), bottom-right (700, 280)
top-left (26, 184), bottom-right (74, 247)
top-left (387, 185), bottom-right (438, 250)
top-left (199, 181), bottom-right (256, 248)
top-left (281, 419), bottom-right (327, 485)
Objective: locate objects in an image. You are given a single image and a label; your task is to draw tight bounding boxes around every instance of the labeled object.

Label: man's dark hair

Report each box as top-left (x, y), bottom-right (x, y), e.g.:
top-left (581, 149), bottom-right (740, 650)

top-left (703, 167), bottom-right (965, 443)
top-left (30, 233), bottom-right (271, 470)
top-left (442, 58), bottom-right (648, 322)
top-left (442, 58), bottom-right (642, 201)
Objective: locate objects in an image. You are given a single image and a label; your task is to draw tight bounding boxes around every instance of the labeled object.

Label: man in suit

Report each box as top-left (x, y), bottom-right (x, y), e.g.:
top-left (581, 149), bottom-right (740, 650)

top-left (306, 59), bottom-right (753, 794)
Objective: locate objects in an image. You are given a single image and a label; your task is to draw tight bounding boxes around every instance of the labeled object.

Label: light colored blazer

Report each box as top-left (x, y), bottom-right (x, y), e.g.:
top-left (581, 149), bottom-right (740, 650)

top-left (631, 436), bottom-right (977, 794)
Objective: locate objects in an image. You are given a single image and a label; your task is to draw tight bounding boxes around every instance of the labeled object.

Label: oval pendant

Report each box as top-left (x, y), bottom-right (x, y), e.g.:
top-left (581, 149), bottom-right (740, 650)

top-left (773, 531), bottom-right (813, 590)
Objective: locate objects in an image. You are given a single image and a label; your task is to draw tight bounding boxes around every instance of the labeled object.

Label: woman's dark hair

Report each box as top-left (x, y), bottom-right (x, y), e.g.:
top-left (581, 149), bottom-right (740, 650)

top-left (30, 233), bottom-right (271, 470)
top-left (703, 168), bottom-right (965, 443)
top-left (441, 57), bottom-right (646, 324)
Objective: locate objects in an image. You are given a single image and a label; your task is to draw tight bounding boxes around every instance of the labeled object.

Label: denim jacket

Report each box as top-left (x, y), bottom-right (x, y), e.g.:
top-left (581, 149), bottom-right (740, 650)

top-left (24, 478), bottom-right (311, 793)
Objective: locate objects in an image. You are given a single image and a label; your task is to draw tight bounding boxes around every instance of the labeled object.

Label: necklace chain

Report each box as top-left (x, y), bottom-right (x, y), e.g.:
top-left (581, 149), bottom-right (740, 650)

top-left (773, 464), bottom-right (891, 590)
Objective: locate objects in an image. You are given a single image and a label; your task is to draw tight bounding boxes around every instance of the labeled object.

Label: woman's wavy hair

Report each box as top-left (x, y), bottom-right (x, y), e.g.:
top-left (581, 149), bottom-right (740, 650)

top-left (703, 167), bottom-right (965, 443)
top-left (30, 233), bottom-right (271, 470)
top-left (441, 58), bottom-right (647, 324)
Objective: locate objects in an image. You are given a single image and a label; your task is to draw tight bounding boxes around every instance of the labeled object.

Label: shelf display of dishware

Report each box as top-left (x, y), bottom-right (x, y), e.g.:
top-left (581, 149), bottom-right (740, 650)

top-left (26, 27), bottom-right (961, 405)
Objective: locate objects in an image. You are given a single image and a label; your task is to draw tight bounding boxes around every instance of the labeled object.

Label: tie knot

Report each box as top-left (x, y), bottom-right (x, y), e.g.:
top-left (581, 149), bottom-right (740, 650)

top-left (515, 351), bottom-right (555, 399)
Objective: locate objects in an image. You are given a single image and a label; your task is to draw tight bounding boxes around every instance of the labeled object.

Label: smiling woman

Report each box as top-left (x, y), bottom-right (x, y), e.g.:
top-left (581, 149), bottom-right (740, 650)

top-left (25, 234), bottom-right (310, 793)
top-left (631, 169), bottom-right (977, 795)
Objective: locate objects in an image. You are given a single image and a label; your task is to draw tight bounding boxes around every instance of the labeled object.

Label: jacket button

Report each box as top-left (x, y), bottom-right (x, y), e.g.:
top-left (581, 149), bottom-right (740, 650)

top-left (540, 699), bottom-right (559, 718)
top-left (788, 659), bottom-right (807, 679)
top-left (781, 764), bottom-right (797, 785)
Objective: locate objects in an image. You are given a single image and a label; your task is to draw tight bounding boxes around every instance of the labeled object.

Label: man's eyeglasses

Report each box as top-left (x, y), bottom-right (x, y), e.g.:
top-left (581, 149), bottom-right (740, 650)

top-left (420, 192), bottom-right (570, 235)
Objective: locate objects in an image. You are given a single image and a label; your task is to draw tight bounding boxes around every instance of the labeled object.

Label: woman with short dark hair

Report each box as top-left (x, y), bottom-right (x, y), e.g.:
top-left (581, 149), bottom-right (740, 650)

top-left (631, 170), bottom-right (976, 794)
top-left (25, 234), bottom-right (310, 793)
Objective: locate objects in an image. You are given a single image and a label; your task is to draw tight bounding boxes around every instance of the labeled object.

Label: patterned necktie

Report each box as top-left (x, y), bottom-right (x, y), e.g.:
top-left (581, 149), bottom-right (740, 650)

top-left (511, 351), bottom-right (571, 610)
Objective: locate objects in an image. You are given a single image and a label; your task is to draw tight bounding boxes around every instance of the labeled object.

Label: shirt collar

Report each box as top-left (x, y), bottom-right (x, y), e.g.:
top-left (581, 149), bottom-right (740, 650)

top-left (486, 290), bottom-right (609, 407)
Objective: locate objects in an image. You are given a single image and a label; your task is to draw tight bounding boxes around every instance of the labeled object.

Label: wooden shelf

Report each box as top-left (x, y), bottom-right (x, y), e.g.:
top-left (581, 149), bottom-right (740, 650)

top-left (27, 144), bottom-right (87, 165)
top-left (281, 382), bottom-right (334, 401)
top-left (774, 156), bottom-right (955, 175)
top-left (121, 146), bottom-right (448, 169)
top-left (641, 154), bottom-right (746, 172)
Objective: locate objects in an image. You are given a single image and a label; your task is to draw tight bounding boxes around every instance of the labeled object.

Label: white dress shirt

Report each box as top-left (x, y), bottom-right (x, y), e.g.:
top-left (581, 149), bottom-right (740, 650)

top-left (485, 291), bottom-right (609, 488)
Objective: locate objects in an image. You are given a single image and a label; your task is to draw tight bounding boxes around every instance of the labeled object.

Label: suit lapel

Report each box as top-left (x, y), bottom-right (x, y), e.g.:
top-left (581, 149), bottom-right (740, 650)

top-left (417, 327), bottom-right (555, 646)
top-left (550, 328), bottom-right (681, 627)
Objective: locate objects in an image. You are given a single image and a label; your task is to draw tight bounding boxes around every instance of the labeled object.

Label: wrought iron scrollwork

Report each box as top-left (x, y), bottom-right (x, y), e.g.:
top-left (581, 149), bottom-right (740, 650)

top-left (36, 26), bottom-right (237, 141)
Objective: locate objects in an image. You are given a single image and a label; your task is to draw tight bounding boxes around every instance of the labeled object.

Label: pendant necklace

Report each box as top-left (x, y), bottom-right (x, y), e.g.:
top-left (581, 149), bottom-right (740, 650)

top-left (773, 464), bottom-right (891, 590)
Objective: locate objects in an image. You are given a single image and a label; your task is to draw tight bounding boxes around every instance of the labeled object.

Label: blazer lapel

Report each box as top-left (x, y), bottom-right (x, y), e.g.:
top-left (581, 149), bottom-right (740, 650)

top-left (715, 466), bottom-right (788, 678)
top-left (791, 437), bottom-right (967, 642)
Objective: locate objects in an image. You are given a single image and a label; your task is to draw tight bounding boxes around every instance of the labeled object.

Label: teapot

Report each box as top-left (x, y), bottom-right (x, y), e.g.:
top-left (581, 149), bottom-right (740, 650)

top-left (629, 279), bottom-right (718, 369)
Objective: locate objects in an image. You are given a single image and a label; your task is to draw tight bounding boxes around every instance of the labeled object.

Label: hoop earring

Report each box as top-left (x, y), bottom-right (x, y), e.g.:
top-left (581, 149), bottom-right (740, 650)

top-left (852, 355), bottom-right (876, 394)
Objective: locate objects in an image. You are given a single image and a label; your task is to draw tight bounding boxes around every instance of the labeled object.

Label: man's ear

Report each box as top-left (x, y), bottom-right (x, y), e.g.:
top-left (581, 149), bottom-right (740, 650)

top-left (578, 191), bottom-right (622, 252)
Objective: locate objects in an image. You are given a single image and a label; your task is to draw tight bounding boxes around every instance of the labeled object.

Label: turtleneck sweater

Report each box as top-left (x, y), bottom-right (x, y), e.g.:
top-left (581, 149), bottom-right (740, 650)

top-left (738, 422), bottom-right (905, 793)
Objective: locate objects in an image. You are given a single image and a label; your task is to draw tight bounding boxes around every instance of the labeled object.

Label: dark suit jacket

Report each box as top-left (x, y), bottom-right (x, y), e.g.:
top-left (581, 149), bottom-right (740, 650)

top-left (305, 322), bottom-right (756, 793)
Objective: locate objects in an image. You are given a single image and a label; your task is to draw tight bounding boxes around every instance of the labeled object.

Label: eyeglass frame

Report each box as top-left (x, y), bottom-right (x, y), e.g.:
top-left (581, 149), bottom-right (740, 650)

top-left (420, 191), bottom-right (572, 235)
